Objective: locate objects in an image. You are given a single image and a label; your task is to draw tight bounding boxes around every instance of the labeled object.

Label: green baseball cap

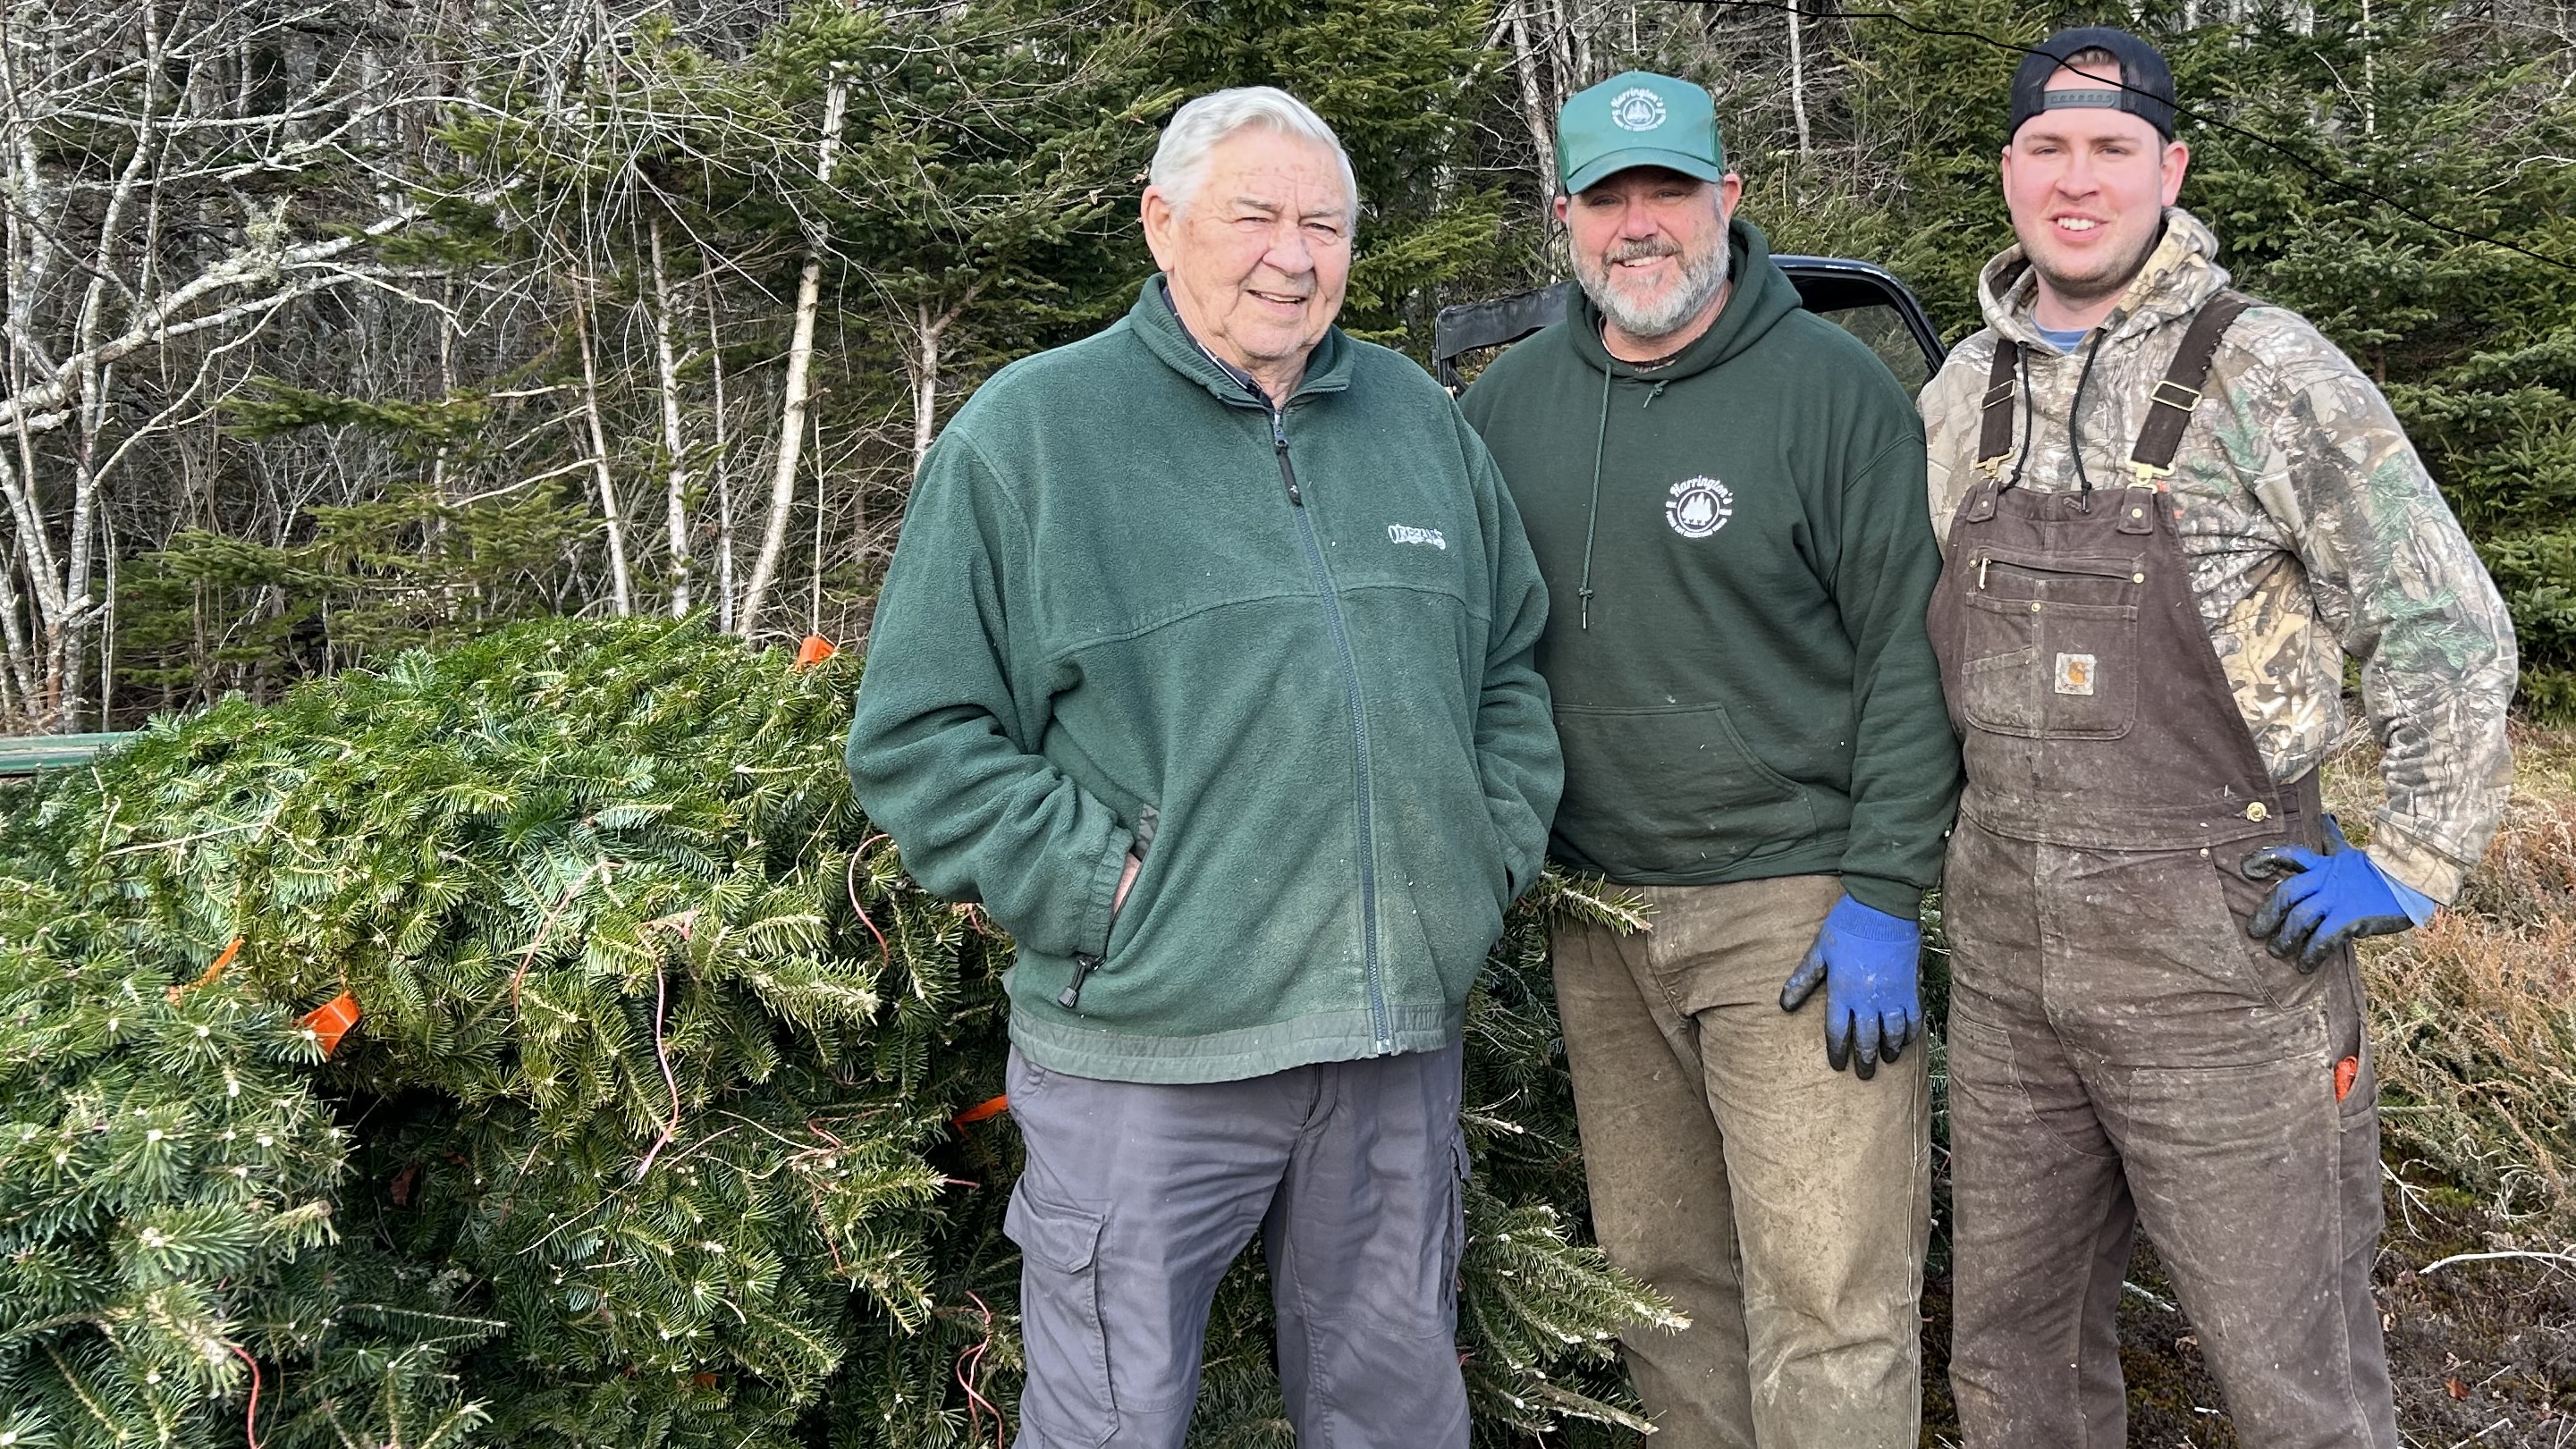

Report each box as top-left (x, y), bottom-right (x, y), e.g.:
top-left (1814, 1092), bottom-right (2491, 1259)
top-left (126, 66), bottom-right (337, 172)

top-left (1555, 72), bottom-right (1727, 195)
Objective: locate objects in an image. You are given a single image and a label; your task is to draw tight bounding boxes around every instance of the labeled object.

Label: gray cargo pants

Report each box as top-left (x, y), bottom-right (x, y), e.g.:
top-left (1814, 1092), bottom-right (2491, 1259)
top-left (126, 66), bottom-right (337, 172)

top-left (1551, 874), bottom-right (1930, 1449)
top-left (1003, 1041), bottom-right (1469, 1449)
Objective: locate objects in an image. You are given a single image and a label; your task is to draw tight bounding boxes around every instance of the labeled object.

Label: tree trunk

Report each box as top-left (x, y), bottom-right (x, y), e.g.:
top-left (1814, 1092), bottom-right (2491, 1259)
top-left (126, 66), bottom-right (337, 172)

top-left (809, 408), bottom-right (826, 636)
top-left (1509, 2), bottom-right (1560, 207)
top-left (97, 507), bottom-right (114, 729)
top-left (706, 278), bottom-right (737, 635)
top-left (648, 217), bottom-right (693, 618)
top-left (912, 304), bottom-right (941, 479)
top-left (738, 76), bottom-right (848, 641)
top-left (908, 284), bottom-right (977, 480)
top-left (572, 284), bottom-right (635, 617)
top-left (1789, 0), bottom-right (1812, 158)
top-left (0, 467), bottom-right (40, 720)
top-left (1546, 0), bottom-right (1577, 99)
top-left (2361, 0), bottom-right (2378, 133)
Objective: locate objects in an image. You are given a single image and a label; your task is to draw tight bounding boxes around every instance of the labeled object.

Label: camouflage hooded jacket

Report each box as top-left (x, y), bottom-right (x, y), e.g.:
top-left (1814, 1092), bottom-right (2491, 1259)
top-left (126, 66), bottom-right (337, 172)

top-left (1920, 207), bottom-right (2515, 903)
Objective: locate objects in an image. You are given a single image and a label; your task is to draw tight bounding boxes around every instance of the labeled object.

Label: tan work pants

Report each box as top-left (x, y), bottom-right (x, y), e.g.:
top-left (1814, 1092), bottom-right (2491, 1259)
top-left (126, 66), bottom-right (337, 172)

top-left (1551, 874), bottom-right (1930, 1449)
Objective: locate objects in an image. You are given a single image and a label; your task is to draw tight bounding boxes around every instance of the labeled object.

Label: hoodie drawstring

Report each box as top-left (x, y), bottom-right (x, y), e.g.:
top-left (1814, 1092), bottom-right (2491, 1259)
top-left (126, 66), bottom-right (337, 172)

top-left (1577, 364), bottom-right (1611, 629)
top-left (2004, 347), bottom-right (2038, 493)
top-left (2065, 330), bottom-right (2110, 508)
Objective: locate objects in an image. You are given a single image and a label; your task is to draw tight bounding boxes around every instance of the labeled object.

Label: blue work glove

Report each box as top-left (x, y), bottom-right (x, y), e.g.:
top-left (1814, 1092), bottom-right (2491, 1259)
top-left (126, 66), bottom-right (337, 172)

top-left (1778, 894), bottom-right (1922, 1081)
top-left (2240, 813), bottom-right (2428, 972)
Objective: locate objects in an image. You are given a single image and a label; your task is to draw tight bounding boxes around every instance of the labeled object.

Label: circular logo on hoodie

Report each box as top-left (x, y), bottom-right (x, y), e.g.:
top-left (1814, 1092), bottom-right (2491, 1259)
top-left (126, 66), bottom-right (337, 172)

top-left (1666, 476), bottom-right (1734, 538)
top-left (1610, 88), bottom-right (1668, 132)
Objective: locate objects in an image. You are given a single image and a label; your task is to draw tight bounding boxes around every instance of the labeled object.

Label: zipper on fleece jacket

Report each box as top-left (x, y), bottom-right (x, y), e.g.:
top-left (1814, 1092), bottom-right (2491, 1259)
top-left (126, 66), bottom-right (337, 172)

top-left (1271, 405), bottom-right (1391, 1054)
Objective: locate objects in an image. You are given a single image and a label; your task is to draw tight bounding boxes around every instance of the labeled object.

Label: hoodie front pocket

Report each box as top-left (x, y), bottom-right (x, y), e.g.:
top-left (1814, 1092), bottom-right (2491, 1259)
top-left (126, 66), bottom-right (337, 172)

top-left (1552, 702), bottom-right (1817, 877)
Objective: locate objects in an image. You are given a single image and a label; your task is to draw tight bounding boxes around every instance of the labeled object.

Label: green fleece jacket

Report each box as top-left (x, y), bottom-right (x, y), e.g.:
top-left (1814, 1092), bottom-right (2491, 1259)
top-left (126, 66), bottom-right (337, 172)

top-left (1459, 219), bottom-right (1958, 916)
top-left (847, 279), bottom-right (1560, 1084)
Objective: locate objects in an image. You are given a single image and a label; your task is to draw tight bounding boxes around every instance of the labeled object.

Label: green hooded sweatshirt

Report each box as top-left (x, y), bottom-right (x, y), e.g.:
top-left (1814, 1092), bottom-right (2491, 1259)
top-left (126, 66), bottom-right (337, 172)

top-left (1458, 219), bottom-right (1958, 916)
top-left (847, 279), bottom-right (1560, 1084)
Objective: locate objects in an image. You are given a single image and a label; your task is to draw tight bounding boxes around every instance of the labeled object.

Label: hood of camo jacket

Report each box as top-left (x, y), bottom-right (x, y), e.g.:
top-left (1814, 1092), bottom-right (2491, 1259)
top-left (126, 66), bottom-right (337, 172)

top-left (845, 278), bottom-right (1561, 1085)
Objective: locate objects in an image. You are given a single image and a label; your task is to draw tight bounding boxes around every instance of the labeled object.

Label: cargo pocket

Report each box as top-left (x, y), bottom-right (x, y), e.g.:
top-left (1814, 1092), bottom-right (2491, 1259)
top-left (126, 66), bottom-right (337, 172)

top-left (1004, 1180), bottom-right (1118, 1447)
top-left (1958, 549), bottom-right (2141, 741)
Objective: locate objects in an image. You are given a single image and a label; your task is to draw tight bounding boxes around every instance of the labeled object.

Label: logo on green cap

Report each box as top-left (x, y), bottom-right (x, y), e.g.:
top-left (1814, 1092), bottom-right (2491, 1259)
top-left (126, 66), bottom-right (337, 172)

top-left (1557, 71), bottom-right (1727, 194)
top-left (1609, 88), bottom-right (1668, 132)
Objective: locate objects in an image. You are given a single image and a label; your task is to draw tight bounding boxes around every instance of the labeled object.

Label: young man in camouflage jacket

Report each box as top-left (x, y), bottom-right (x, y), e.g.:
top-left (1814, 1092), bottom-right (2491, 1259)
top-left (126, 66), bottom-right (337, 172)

top-left (1917, 27), bottom-right (2516, 1449)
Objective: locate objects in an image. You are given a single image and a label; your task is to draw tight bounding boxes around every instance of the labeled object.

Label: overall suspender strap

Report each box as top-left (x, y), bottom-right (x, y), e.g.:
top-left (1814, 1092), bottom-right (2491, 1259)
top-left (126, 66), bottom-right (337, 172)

top-left (1971, 291), bottom-right (2260, 485)
top-left (1975, 337), bottom-right (2021, 479)
top-left (2128, 291), bottom-right (2256, 480)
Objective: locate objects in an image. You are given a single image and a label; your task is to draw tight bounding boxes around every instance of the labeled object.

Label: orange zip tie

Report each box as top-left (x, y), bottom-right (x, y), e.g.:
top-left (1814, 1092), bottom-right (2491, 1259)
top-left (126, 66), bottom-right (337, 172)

top-left (301, 992), bottom-right (362, 1057)
top-left (169, 938), bottom-right (243, 1000)
top-left (952, 1095), bottom-right (1009, 1128)
top-left (2334, 1055), bottom-right (2360, 1102)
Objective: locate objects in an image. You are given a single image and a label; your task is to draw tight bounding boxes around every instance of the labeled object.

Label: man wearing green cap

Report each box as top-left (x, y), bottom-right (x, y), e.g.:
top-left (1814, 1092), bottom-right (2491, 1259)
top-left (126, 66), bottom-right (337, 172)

top-left (1461, 72), bottom-right (1959, 1449)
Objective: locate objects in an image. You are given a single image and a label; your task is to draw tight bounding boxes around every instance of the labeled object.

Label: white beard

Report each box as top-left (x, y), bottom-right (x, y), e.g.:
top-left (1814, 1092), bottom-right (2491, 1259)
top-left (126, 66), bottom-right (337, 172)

top-left (1578, 238), bottom-right (1731, 343)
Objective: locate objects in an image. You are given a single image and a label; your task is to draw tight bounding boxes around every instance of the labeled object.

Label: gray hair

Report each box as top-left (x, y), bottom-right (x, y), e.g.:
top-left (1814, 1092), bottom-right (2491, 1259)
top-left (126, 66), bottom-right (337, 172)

top-left (1148, 87), bottom-right (1359, 221)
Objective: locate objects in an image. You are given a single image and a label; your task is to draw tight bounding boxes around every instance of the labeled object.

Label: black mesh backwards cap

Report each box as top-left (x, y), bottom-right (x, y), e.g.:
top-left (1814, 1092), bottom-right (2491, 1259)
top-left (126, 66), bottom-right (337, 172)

top-left (2008, 27), bottom-right (2177, 143)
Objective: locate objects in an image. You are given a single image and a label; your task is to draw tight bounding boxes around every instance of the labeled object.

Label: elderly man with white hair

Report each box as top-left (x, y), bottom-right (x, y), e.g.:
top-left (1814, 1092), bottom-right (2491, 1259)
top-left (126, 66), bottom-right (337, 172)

top-left (846, 87), bottom-right (1561, 1448)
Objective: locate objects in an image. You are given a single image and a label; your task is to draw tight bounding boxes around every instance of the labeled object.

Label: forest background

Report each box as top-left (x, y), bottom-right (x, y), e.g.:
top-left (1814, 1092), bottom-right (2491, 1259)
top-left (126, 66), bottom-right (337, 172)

top-left (6, 0), bottom-right (2576, 1445)
top-left (4, 0), bottom-right (2574, 733)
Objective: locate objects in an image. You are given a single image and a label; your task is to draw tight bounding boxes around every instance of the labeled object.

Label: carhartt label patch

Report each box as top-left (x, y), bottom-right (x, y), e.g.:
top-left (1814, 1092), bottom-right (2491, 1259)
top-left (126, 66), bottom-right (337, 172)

top-left (2054, 653), bottom-right (2097, 695)
top-left (1386, 523), bottom-right (1447, 551)
top-left (1665, 476), bottom-right (1734, 538)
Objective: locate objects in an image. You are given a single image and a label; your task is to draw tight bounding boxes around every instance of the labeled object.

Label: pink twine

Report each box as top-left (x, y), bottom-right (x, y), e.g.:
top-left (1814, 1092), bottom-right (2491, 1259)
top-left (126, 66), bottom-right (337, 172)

top-left (843, 853), bottom-right (892, 969)
top-left (956, 1292), bottom-right (1006, 1448)
top-left (634, 965), bottom-right (683, 1180)
top-left (226, 1343), bottom-right (265, 1449)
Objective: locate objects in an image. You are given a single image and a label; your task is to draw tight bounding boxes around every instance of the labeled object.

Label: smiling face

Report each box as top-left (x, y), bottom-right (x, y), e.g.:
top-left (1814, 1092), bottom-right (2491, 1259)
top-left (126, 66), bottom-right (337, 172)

top-left (1141, 130), bottom-right (1352, 400)
top-left (2000, 61), bottom-right (2191, 330)
top-left (1556, 164), bottom-right (1744, 358)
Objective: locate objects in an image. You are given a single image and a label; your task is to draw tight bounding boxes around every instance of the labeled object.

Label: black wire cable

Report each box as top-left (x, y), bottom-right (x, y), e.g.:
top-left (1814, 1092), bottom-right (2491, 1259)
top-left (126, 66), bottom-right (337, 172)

top-left (1670, 0), bottom-right (2576, 276)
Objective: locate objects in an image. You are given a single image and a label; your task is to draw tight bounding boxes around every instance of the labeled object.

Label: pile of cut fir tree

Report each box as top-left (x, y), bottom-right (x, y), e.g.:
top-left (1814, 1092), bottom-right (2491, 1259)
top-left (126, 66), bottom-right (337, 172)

top-left (0, 618), bottom-right (1672, 1449)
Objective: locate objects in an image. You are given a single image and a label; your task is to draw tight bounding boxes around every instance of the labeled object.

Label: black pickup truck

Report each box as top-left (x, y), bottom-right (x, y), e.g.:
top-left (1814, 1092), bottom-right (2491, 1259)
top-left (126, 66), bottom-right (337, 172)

top-left (1432, 256), bottom-right (1946, 392)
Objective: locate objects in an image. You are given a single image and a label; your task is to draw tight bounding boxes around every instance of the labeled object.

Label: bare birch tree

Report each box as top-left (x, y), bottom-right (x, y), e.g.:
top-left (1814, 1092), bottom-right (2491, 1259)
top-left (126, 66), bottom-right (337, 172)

top-left (0, 0), bottom-right (435, 728)
top-left (648, 218), bottom-right (695, 617)
top-left (737, 74), bottom-right (845, 642)
top-left (570, 281), bottom-right (636, 615)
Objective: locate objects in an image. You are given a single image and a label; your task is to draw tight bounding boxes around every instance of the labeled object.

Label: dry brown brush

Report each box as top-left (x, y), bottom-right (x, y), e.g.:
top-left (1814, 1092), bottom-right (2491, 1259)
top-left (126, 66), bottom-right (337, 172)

top-left (2332, 729), bottom-right (2576, 1245)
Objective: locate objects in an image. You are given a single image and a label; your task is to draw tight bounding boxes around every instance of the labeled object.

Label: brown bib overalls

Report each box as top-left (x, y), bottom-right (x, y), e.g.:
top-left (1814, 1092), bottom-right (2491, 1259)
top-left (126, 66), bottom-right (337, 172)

top-left (1926, 299), bottom-right (2398, 1449)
